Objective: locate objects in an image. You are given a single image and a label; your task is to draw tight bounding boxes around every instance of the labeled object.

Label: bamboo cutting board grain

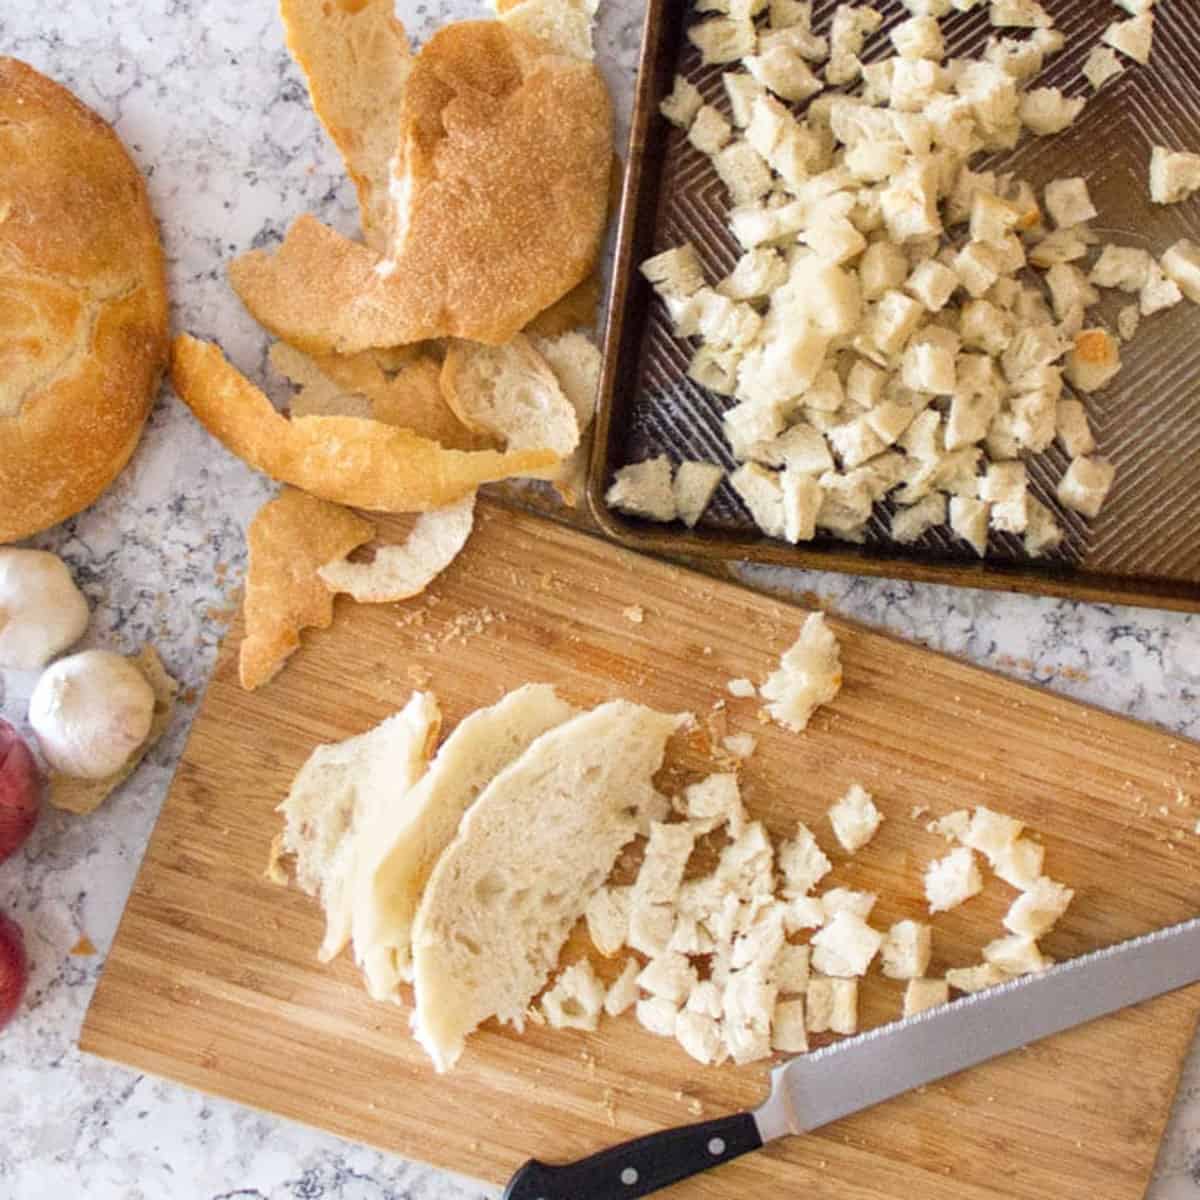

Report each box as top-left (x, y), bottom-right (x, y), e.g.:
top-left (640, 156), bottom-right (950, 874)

top-left (83, 500), bottom-right (1200, 1200)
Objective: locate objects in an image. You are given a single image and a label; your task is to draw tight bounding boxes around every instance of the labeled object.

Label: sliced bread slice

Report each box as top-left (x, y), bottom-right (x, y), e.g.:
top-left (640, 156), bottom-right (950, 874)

top-left (411, 699), bottom-right (688, 1071)
top-left (278, 691), bottom-right (441, 962)
top-left (351, 683), bottom-right (578, 1000)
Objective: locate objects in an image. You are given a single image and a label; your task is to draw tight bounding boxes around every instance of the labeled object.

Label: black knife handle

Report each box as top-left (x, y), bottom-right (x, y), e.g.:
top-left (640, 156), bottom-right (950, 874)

top-left (503, 1110), bottom-right (762, 1200)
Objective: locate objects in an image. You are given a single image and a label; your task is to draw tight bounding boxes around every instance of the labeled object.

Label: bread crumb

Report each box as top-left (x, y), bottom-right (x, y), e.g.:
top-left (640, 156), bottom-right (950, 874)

top-left (727, 677), bottom-right (757, 698)
top-left (407, 664), bottom-right (432, 687)
top-left (602, 1088), bottom-right (617, 1127)
top-left (722, 733), bottom-right (758, 760)
top-left (69, 936), bottom-right (97, 956)
top-left (910, 804), bottom-right (930, 820)
top-left (623, 605), bottom-right (645, 624)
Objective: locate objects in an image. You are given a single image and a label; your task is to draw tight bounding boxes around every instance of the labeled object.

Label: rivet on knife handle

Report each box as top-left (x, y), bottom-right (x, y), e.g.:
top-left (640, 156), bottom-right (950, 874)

top-left (502, 1111), bottom-right (762, 1200)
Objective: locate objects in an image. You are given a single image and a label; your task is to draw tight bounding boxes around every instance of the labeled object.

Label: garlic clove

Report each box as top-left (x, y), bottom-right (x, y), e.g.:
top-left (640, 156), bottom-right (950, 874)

top-left (28, 650), bottom-right (155, 780)
top-left (0, 549), bottom-right (89, 672)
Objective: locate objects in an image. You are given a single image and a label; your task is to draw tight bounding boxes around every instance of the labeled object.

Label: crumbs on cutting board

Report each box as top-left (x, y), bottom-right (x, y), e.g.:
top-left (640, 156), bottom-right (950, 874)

top-left (622, 605), bottom-right (644, 624)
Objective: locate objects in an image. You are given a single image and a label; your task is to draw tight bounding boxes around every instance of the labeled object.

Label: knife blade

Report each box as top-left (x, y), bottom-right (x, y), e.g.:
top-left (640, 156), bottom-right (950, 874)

top-left (503, 916), bottom-right (1200, 1200)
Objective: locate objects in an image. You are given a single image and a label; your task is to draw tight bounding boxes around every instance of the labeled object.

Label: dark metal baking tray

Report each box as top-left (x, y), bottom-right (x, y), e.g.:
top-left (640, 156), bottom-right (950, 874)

top-left (590, 0), bottom-right (1200, 612)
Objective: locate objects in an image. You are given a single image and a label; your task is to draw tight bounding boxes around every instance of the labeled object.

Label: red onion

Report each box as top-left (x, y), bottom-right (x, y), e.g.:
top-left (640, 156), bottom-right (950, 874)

top-left (0, 911), bottom-right (27, 1031)
top-left (0, 718), bottom-right (40, 864)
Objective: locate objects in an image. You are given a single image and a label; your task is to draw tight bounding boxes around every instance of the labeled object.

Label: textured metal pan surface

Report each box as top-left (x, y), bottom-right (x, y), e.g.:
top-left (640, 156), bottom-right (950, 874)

top-left (592, 0), bottom-right (1200, 610)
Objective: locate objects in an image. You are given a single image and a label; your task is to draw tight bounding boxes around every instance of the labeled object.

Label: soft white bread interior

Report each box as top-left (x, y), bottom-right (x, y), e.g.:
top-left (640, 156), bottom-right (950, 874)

top-left (410, 700), bottom-right (687, 1071)
top-left (278, 691), bottom-right (441, 962)
top-left (352, 684), bottom-right (577, 999)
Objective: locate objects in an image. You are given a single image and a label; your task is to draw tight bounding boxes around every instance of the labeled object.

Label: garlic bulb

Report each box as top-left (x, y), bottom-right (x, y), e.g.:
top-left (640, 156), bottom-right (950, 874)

top-left (28, 650), bottom-right (155, 780)
top-left (0, 549), bottom-right (89, 672)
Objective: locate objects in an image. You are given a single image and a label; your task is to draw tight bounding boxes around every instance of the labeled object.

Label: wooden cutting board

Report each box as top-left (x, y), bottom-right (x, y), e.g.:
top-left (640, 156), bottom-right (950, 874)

top-left (82, 499), bottom-right (1200, 1200)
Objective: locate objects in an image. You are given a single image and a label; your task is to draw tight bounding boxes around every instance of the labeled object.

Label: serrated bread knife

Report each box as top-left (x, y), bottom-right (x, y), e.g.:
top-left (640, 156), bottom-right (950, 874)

top-left (504, 917), bottom-right (1200, 1200)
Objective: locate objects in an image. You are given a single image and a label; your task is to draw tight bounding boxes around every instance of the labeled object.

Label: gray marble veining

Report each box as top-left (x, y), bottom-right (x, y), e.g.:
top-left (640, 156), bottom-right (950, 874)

top-left (0, 1), bottom-right (1197, 1197)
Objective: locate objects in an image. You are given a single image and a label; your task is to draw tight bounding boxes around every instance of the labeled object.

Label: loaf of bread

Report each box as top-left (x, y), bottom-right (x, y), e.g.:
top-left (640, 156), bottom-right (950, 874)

top-left (0, 58), bottom-right (168, 543)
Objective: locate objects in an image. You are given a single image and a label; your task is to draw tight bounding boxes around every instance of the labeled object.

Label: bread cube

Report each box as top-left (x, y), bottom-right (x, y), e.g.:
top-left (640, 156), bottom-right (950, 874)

top-left (768, 0), bottom-right (812, 26)
top-left (907, 260), bottom-right (960, 312)
top-left (675, 1010), bottom-right (724, 1064)
top-left (688, 105), bottom-right (733, 157)
top-left (1057, 456), bottom-right (1116, 519)
top-left (928, 809), bottom-right (970, 841)
top-left (636, 995), bottom-right (681, 1038)
top-left (1161, 238), bottom-right (1200, 303)
top-left (673, 461), bottom-right (724, 529)
top-left (946, 389), bottom-right (999, 452)
top-left (542, 961), bottom-right (606, 1030)
top-left (628, 902), bottom-right (674, 957)
top-left (717, 820), bottom-right (776, 899)
top-left (820, 887), bottom-right (877, 921)
top-left (859, 242), bottom-right (911, 301)
top-left (723, 970), bottom-right (778, 1063)
top-left (775, 944), bottom-right (812, 994)
top-left (831, 3), bottom-right (883, 62)
top-left (668, 914), bottom-right (714, 956)
top-left (925, 846), bottom-right (983, 913)
top-left (904, 977), bottom-right (950, 1016)
top-left (1150, 145), bottom-right (1200, 205)
top-left (803, 217), bottom-right (868, 265)
top-left (638, 952), bottom-right (699, 1004)
top-left (1045, 178), bottom-right (1097, 229)
top-left (1083, 44), bottom-right (1124, 90)
top-left (680, 773), bottom-right (745, 835)
top-left (985, 34), bottom-right (1045, 80)
top-left (882, 920), bottom-right (933, 980)
top-left (890, 58), bottom-right (947, 112)
top-left (992, 836), bottom-right (1045, 889)
top-left (892, 14), bottom-right (944, 59)
top-left (1003, 876), bottom-right (1074, 936)
top-left (893, 493), bottom-right (947, 543)
top-left (983, 933), bottom-right (1052, 975)
top-left (660, 77), bottom-right (704, 130)
top-left (1010, 388), bottom-right (1057, 453)
top-left (723, 72), bottom-right (768, 128)
top-left (780, 469), bottom-right (823, 543)
top-left (811, 911), bottom-right (884, 977)
top-left (869, 289), bottom-right (926, 355)
top-left (902, 332), bottom-right (958, 394)
top-left (782, 895), bottom-right (825, 934)
top-left (961, 806), bottom-right (1024, 863)
top-left (881, 160), bottom-right (943, 241)
top-left (978, 460), bottom-right (1026, 507)
top-left (1103, 12), bottom-right (1154, 64)
top-left (586, 886), bottom-right (631, 957)
top-left (949, 495), bottom-right (989, 556)
top-left (1140, 261), bottom-right (1184, 316)
top-left (688, 16), bottom-right (757, 64)
top-left (636, 822), bottom-right (697, 906)
top-left (745, 47), bottom-right (824, 104)
top-left (778, 821), bottom-right (833, 896)
top-left (828, 783), bottom-right (884, 853)
top-left (945, 963), bottom-right (1008, 993)
top-left (806, 976), bottom-right (858, 1034)
top-left (713, 140), bottom-right (773, 205)
top-left (718, 248), bottom-right (788, 302)
top-left (953, 242), bottom-right (1003, 299)
top-left (860, 59), bottom-right (896, 104)
top-left (990, 0), bottom-right (1052, 26)
top-left (731, 906), bottom-right (786, 973)
top-left (759, 22), bottom-right (829, 60)
top-left (604, 958), bottom-right (642, 1017)
top-left (955, 60), bottom-right (1019, 139)
top-left (1024, 497), bottom-right (1063, 558)
top-left (1090, 245), bottom-right (1152, 293)
top-left (826, 417), bottom-right (886, 470)
top-left (1020, 88), bottom-right (1085, 136)
top-left (642, 243), bottom-right (706, 299)
top-left (865, 401), bottom-right (918, 447)
top-left (606, 457), bottom-right (678, 522)
top-left (767, 998), bottom-right (806, 1053)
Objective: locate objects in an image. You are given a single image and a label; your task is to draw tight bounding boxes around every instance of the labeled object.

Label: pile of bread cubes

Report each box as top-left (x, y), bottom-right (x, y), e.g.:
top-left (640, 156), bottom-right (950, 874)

top-left (607, 0), bottom-right (1200, 555)
top-left (537, 613), bottom-right (1075, 1067)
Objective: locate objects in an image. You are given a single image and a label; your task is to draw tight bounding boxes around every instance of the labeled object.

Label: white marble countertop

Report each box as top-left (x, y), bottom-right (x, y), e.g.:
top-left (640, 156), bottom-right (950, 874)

top-left (1, 1), bottom-right (1198, 1197)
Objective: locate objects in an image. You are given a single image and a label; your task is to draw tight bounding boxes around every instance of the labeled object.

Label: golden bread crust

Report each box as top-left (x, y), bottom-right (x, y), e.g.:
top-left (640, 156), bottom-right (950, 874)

top-left (279, 0), bottom-right (412, 250)
top-left (0, 57), bottom-right (168, 543)
top-left (240, 487), bottom-right (375, 691)
top-left (170, 334), bottom-right (557, 511)
top-left (229, 22), bottom-right (613, 352)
